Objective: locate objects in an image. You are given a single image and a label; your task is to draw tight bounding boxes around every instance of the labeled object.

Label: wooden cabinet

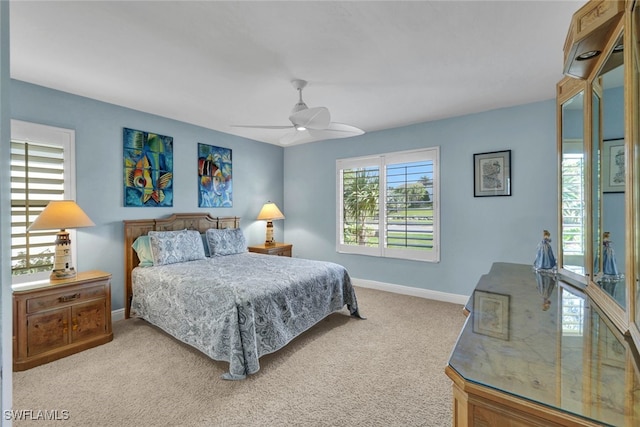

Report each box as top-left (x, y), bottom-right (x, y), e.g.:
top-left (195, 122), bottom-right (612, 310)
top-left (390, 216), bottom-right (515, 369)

top-left (248, 242), bottom-right (292, 257)
top-left (447, 263), bottom-right (640, 426)
top-left (13, 270), bottom-right (113, 371)
top-left (446, 367), bottom-right (605, 427)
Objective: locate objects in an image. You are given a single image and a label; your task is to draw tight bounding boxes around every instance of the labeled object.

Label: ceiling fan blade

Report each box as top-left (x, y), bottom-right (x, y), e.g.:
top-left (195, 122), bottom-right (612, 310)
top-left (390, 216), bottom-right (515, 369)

top-left (231, 124), bottom-right (292, 130)
top-left (280, 124), bottom-right (365, 146)
top-left (305, 128), bottom-right (364, 142)
top-left (280, 130), bottom-right (315, 145)
top-left (326, 122), bottom-right (365, 135)
top-left (289, 106), bottom-right (330, 130)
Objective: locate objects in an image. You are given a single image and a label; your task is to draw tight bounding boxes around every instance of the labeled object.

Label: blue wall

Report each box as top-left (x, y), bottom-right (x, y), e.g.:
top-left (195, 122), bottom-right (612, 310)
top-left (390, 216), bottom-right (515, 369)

top-left (11, 80), bottom-right (285, 311)
top-left (11, 79), bottom-right (561, 304)
top-left (284, 101), bottom-right (558, 296)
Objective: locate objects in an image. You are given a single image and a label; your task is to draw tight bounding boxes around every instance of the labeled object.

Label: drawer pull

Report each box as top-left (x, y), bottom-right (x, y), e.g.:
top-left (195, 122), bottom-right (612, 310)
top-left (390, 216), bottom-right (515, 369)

top-left (58, 293), bottom-right (80, 303)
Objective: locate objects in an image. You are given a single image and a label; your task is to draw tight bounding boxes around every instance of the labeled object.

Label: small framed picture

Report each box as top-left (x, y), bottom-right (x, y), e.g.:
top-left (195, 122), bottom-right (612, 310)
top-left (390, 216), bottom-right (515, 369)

top-left (473, 290), bottom-right (510, 340)
top-left (474, 150), bottom-right (511, 197)
top-left (602, 139), bottom-right (625, 193)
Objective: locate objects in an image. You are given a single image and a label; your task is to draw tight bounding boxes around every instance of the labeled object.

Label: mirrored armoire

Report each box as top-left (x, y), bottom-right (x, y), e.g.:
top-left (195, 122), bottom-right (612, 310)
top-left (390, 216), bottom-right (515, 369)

top-left (558, 0), bottom-right (640, 356)
top-left (446, 1), bottom-right (640, 425)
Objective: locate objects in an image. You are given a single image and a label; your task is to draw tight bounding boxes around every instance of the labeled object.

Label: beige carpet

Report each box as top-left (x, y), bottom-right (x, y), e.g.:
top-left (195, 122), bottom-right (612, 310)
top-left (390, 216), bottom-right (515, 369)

top-left (12, 287), bottom-right (465, 427)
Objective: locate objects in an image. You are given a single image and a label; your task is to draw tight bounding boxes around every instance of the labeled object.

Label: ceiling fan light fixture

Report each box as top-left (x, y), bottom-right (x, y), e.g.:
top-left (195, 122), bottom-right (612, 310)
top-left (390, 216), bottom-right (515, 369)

top-left (296, 125), bottom-right (306, 131)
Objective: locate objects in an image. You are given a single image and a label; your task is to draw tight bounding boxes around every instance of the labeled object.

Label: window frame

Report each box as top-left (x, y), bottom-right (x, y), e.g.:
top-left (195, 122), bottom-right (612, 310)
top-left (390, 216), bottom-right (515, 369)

top-left (336, 147), bottom-right (440, 262)
top-left (11, 120), bottom-right (76, 284)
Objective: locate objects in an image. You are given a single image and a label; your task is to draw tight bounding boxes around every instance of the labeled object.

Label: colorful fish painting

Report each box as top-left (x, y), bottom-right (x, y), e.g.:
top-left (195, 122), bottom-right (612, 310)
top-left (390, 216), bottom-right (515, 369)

top-left (123, 128), bottom-right (174, 207)
top-left (198, 143), bottom-right (232, 207)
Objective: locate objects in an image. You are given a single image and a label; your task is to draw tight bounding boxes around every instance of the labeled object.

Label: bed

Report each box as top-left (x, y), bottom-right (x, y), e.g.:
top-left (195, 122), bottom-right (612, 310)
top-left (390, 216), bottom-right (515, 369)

top-left (123, 213), bottom-right (362, 379)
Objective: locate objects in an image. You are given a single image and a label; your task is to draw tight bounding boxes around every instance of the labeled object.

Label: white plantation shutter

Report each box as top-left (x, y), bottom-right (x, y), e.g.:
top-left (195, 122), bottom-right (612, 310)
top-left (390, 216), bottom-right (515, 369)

top-left (10, 120), bottom-right (75, 282)
top-left (337, 147), bottom-right (440, 262)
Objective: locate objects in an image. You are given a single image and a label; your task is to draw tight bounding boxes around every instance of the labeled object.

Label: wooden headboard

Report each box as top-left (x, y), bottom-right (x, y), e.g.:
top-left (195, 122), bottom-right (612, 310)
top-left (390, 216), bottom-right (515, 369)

top-left (123, 213), bottom-right (240, 319)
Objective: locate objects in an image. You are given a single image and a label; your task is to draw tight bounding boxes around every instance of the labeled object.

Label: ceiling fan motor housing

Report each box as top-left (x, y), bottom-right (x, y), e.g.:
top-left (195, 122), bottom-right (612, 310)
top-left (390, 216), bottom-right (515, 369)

top-left (291, 100), bottom-right (308, 115)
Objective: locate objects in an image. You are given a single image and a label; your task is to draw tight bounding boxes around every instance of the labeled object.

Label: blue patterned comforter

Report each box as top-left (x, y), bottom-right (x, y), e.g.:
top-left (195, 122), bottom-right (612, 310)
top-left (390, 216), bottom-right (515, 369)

top-left (131, 252), bottom-right (361, 379)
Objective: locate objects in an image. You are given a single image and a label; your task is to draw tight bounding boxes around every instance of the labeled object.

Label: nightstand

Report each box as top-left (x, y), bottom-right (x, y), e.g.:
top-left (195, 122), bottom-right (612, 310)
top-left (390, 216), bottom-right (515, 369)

top-left (13, 270), bottom-right (113, 371)
top-left (248, 242), bottom-right (292, 257)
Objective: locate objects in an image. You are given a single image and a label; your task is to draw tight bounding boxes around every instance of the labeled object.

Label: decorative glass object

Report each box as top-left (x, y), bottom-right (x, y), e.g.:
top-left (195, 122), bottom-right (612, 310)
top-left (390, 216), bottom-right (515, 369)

top-left (535, 271), bottom-right (557, 311)
top-left (533, 229), bottom-right (557, 272)
top-left (602, 232), bottom-right (622, 278)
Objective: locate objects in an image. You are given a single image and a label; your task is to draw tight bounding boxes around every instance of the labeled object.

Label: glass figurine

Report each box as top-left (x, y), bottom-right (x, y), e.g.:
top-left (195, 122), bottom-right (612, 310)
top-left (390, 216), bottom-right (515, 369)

top-left (534, 229), bottom-right (557, 272)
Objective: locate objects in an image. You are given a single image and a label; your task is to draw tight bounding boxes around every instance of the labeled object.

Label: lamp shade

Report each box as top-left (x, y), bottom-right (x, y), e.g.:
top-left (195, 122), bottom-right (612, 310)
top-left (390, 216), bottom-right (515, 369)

top-left (256, 202), bottom-right (285, 221)
top-left (28, 200), bottom-right (95, 231)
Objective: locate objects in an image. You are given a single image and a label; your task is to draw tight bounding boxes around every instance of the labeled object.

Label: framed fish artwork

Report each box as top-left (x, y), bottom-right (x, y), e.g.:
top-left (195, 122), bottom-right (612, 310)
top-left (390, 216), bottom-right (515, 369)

top-left (123, 127), bottom-right (174, 207)
top-left (198, 143), bottom-right (232, 207)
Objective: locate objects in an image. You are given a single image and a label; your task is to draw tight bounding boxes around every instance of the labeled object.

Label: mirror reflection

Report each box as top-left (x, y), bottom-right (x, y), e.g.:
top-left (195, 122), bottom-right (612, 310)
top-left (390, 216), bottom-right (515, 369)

top-left (561, 91), bottom-right (586, 275)
top-left (592, 88), bottom-right (601, 279)
top-left (595, 34), bottom-right (625, 308)
top-left (588, 308), bottom-right (629, 425)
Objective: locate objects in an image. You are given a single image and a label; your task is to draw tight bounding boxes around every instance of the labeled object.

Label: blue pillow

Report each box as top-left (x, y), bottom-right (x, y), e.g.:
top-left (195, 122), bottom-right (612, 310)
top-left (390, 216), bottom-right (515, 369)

top-left (149, 229), bottom-right (206, 266)
top-left (132, 235), bottom-right (154, 267)
top-left (206, 228), bottom-right (247, 256)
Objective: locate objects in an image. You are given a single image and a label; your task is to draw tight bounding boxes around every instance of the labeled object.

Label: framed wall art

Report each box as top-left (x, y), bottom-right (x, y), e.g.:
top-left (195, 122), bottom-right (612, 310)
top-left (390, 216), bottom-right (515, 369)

top-left (473, 290), bottom-right (510, 340)
top-left (198, 143), bottom-right (232, 207)
top-left (474, 150), bottom-right (511, 197)
top-left (603, 138), bottom-right (625, 193)
top-left (123, 127), bottom-right (173, 207)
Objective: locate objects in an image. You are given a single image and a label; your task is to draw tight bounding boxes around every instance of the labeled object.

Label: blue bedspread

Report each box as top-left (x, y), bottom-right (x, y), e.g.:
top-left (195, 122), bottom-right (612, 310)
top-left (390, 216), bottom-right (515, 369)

top-left (131, 252), bottom-right (361, 379)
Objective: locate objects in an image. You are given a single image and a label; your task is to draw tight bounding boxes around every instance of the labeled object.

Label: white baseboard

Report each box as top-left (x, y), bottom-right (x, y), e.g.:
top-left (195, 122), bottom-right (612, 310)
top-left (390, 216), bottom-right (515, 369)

top-left (112, 308), bottom-right (125, 323)
top-left (352, 277), bottom-right (469, 306)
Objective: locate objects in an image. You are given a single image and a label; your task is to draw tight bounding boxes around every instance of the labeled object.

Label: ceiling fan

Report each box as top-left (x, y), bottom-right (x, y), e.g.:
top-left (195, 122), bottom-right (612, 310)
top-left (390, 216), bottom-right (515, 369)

top-left (233, 79), bottom-right (365, 145)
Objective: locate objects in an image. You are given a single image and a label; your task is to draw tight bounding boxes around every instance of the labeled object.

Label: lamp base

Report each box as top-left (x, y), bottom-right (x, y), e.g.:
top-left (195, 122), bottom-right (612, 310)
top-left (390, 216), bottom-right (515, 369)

top-left (51, 267), bottom-right (77, 280)
top-left (51, 230), bottom-right (76, 280)
top-left (264, 220), bottom-right (275, 246)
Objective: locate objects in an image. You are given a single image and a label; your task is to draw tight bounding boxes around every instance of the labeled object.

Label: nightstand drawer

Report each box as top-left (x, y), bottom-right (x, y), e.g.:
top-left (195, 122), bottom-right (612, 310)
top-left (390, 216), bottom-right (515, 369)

top-left (248, 242), bottom-right (293, 257)
top-left (26, 284), bottom-right (107, 314)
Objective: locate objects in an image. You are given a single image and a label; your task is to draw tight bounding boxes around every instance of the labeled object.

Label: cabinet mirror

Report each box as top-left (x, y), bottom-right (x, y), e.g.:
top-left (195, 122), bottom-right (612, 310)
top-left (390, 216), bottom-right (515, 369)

top-left (594, 34), bottom-right (626, 310)
top-left (591, 85), bottom-right (601, 281)
top-left (560, 86), bottom-right (586, 276)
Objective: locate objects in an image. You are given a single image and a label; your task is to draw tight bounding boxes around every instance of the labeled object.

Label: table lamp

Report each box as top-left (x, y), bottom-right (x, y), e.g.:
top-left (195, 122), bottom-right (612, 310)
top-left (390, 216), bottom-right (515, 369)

top-left (257, 201), bottom-right (285, 245)
top-left (27, 200), bottom-right (95, 279)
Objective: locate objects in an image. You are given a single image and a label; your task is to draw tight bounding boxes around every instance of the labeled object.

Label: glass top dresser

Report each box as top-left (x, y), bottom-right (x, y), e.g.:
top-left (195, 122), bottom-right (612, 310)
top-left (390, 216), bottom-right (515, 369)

top-left (446, 262), bottom-right (640, 427)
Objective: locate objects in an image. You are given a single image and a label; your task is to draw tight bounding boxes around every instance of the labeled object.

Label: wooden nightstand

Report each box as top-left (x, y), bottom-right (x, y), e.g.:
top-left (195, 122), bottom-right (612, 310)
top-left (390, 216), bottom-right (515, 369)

top-left (248, 242), bottom-right (292, 257)
top-left (13, 270), bottom-right (113, 371)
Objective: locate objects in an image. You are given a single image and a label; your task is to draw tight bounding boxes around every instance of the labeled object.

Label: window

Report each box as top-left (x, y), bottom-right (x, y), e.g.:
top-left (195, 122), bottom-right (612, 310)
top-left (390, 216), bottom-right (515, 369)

top-left (561, 149), bottom-right (585, 273)
top-left (336, 147), bottom-right (439, 262)
top-left (10, 120), bottom-right (75, 283)
top-left (561, 287), bottom-right (584, 336)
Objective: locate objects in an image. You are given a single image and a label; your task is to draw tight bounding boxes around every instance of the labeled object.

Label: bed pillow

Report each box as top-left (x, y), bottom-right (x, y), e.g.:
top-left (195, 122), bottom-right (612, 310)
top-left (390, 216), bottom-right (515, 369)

top-left (206, 228), bottom-right (247, 256)
top-left (148, 229), bottom-right (207, 266)
top-left (132, 235), bottom-right (154, 267)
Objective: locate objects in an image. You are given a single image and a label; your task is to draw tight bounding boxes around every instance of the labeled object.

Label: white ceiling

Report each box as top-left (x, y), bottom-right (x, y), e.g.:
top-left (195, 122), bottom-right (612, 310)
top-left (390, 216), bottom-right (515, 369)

top-left (10, 0), bottom-right (586, 146)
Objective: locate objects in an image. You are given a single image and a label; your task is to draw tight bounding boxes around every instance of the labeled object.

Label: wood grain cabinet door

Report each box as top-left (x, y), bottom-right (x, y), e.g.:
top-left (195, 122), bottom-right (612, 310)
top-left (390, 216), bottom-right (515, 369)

top-left (26, 308), bottom-right (70, 357)
top-left (72, 300), bottom-right (106, 342)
